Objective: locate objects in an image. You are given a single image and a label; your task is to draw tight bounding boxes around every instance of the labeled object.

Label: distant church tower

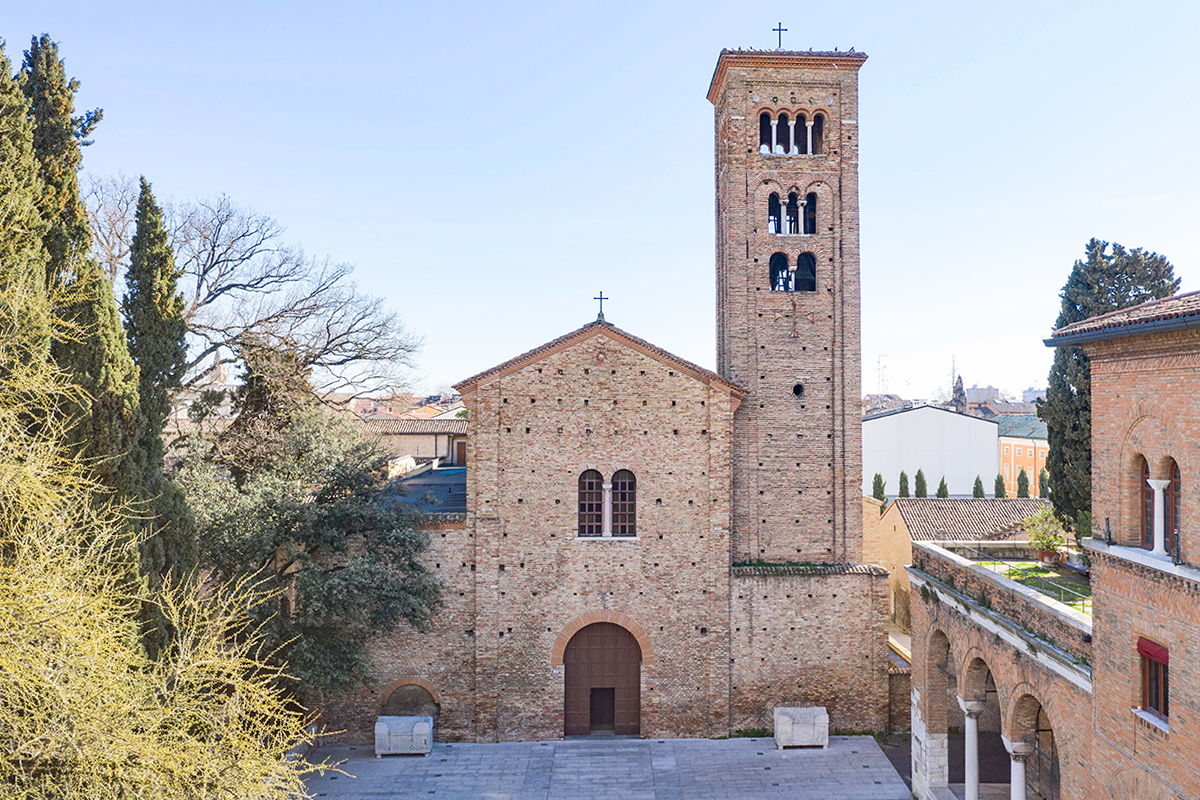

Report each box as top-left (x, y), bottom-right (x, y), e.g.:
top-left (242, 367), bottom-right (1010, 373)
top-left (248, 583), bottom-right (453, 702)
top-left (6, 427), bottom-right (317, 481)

top-left (708, 49), bottom-right (866, 564)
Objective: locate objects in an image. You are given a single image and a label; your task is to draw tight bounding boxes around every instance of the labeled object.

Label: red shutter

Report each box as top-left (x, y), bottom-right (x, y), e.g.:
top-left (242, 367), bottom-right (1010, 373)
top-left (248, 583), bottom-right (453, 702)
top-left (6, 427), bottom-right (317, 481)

top-left (1138, 637), bottom-right (1169, 665)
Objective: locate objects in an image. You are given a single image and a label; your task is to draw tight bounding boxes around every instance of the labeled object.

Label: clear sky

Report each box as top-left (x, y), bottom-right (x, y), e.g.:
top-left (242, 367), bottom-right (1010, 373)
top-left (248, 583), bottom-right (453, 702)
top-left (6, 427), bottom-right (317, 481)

top-left (11, 1), bottom-right (1200, 398)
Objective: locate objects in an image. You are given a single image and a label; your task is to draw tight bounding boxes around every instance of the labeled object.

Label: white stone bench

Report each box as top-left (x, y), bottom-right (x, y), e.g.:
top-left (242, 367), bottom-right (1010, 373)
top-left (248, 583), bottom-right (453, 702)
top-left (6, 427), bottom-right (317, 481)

top-left (375, 715), bottom-right (433, 757)
top-left (773, 706), bottom-right (829, 749)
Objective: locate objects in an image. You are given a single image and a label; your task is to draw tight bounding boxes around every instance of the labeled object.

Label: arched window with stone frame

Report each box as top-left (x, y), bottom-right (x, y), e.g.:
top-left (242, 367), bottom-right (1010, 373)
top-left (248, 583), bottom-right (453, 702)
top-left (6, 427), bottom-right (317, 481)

top-left (578, 470), bottom-right (603, 537)
top-left (795, 253), bottom-right (817, 292)
top-left (767, 192), bottom-right (782, 234)
top-left (812, 113), bottom-right (826, 155)
top-left (759, 112), bottom-right (772, 154)
top-left (804, 192), bottom-right (818, 234)
top-left (769, 253), bottom-right (793, 292)
top-left (1165, 458), bottom-right (1181, 554)
top-left (611, 470), bottom-right (636, 537)
top-left (794, 112), bottom-right (807, 154)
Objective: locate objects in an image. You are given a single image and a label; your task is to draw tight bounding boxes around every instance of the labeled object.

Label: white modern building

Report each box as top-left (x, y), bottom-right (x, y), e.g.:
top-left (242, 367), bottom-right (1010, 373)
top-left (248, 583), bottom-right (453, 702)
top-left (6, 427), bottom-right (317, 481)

top-left (862, 405), bottom-right (999, 497)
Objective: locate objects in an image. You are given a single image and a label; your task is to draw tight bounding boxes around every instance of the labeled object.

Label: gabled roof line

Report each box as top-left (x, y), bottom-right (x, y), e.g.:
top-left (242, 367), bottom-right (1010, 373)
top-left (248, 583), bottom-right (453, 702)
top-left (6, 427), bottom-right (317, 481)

top-left (453, 320), bottom-right (747, 399)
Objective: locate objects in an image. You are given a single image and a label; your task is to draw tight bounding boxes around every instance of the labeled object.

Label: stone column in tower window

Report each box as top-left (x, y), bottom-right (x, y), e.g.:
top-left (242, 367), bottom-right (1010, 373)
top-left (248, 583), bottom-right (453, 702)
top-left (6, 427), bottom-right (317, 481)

top-left (798, 198), bottom-right (807, 235)
top-left (602, 482), bottom-right (613, 537)
top-left (805, 119), bottom-right (814, 155)
top-left (788, 119), bottom-right (797, 154)
top-left (770, 118), bottom-right (779, 154)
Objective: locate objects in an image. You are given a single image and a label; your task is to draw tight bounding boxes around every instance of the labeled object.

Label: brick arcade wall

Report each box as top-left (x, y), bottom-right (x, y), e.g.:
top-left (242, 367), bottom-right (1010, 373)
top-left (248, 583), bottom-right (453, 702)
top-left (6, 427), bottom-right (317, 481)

top-left (729, 566), bottom-right (889, 734)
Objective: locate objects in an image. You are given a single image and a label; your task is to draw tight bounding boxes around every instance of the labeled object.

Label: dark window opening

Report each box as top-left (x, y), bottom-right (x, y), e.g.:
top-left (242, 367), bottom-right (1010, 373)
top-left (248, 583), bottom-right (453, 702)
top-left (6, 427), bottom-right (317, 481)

top-left (759, 112), bottom-right (772, 154)
top-left (769, 253), bottom-right (793, 292)
top-left (1142, 457), bottom-right (1154, 548)
top-left (1140, 638), bottom-right (1169, 717)
top-left (812, 114), bottom-right (825, 155)
top-left (1165, 459), bottom-right (1181, 554)
top-left (792, 383), bottom-right (804, 397)
top-left (778, 112), bottom-right (793, 155)
top-left (578, 470), bottom-right (603, 537)
top-left (796, 113), bottom-right (807, 154)
top-left (785, 192), bottom-right (800, 235)
top-left (768, 193), bottom-right (781, 234)
top-left (795, 253), bottom-right (817, 292)
top-left (804, 192), bottom-right (817, 234)
top-left (612, 469), bottom-right (636, 537)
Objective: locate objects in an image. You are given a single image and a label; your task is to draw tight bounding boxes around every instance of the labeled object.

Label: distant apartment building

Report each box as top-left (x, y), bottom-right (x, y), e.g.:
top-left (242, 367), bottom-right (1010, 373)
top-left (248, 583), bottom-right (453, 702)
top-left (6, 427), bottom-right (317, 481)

top-left (862, 405), bottom-right (998, 497)
top-left (995, 414), bottom-right (1048, 495)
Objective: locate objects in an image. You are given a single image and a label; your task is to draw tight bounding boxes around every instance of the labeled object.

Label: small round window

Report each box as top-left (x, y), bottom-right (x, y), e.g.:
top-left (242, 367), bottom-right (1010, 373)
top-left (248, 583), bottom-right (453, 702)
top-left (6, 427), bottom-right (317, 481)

top-left (792, 383), bottom-right (804, 397)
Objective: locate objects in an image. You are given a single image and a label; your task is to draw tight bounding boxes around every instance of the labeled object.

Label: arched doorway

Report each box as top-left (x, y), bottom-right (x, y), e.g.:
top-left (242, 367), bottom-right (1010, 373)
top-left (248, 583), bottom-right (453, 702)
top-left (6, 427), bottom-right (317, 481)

top-left (564, 622), bottom-right (641, 736)
top-left (1012, 694), bottom-right (1060, 800)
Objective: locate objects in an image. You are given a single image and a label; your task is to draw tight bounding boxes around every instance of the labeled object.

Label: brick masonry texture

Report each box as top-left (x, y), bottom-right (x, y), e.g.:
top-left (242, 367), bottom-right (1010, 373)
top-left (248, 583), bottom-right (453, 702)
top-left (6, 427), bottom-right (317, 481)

top-left (907, 321), bottom-right (1200, 799)
top-left (315, 49), bottom-right (890, 748)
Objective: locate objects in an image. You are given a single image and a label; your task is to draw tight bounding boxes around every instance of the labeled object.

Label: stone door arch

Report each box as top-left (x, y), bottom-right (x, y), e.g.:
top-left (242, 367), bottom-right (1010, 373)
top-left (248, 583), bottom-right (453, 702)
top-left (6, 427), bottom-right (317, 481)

top-left (563, 622), bottom-right (641, 736)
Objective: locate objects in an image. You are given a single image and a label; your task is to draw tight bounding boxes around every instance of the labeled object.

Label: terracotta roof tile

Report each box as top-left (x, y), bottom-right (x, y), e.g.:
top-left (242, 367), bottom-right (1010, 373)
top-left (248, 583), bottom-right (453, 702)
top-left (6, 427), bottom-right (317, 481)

top-left (892, 498), bottom-right (1051, 541)
top-left (359, 418), bottom-right (467, 435)
top-left (1052, 290), bottom-right (1200, 341)
top-left (731, 563), bottom-right (888, 577)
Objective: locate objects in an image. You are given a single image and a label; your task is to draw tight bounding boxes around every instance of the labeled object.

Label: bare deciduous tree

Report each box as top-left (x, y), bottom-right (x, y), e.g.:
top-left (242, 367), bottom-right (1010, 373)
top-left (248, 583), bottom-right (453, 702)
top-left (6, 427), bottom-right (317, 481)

top-left (84, 174), bottom-right (420, 399)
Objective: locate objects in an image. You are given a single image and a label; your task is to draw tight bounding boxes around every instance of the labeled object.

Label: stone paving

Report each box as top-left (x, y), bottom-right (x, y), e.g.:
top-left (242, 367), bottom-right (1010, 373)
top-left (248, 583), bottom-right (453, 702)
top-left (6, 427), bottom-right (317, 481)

top-left (305, 735), bottom-right (911, 800)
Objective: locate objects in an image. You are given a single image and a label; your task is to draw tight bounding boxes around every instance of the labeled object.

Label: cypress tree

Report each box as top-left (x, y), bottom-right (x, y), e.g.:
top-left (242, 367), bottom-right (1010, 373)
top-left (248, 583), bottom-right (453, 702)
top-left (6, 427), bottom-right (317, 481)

top-left (124, 177), bottom-right (196, 584)
top-left (898, 471), bottom-right (909, 498)
top-left (951, 375), bottom-right (967, 413)
top-left (1017, 467), bottom-right (1030, 498)
top-left (872, 473), bottom-right (886, 502)
top-left (1038, 238), bottom-right (1178, 524)
top-left (936, 477), bottom-right (949, 498)
top-left (1039, 468), bottom-right (1050, 499)
top-left (20, 35), bottom-right (141, 500)
top-left (915, 469), bottom-right (927, 498)
top-left (0, 40), bottom-right (50, 367)
top-left (973, 476), bottom-right (985, 498)
top-left (994, 474), bottom-right (1007, 498)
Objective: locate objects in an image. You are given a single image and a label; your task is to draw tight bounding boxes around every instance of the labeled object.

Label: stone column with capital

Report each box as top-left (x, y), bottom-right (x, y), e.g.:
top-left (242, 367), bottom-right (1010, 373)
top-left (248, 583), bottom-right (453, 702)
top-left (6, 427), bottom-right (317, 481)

top-left (770, 119), bottom-right (779, 154)
top-left (799, 198), bottom-right (808, 235)
top-left (602, 482), bottom-right (613, 537)
top-left (805, 119), bottom-right (814, 154)
top-left (958, 698), bottom-right (987, 800)
top-left (788, 119), bottom-right (797, 154)
top-left (1148, 478), bottom-right (1170, 555)
top-left (1003, 737), bottom-right (1033, 800)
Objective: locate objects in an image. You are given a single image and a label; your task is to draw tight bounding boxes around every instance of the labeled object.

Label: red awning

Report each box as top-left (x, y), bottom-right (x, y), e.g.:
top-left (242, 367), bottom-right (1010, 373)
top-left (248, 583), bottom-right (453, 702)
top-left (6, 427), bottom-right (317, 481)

top-left (1138, 637), bottom-right (1169, 665)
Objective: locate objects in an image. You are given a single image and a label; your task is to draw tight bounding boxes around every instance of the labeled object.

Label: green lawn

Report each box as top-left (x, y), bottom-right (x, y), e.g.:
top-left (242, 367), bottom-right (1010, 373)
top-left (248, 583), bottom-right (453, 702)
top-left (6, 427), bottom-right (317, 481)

top-left (976, 560), bottom-right (1092, 613)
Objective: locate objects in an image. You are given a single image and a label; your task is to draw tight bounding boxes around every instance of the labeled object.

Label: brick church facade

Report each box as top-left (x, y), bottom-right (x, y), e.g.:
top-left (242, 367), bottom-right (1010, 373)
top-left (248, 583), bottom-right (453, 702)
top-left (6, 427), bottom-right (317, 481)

top-left (319, 48), bottom-right (891, 743)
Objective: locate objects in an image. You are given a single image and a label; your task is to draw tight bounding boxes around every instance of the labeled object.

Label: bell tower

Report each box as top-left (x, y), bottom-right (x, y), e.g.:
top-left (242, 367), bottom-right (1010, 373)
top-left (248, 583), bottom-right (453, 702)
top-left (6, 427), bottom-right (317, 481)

top-left (708, 49), bottom-right (866, 563)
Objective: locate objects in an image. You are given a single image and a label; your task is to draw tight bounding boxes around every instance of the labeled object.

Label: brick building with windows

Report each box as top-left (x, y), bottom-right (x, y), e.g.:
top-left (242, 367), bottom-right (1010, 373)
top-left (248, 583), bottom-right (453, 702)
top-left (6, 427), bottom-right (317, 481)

top-left (908, 292), bottom-right (1200, 800)
top-left (314, 48), bottom-right (896, 744)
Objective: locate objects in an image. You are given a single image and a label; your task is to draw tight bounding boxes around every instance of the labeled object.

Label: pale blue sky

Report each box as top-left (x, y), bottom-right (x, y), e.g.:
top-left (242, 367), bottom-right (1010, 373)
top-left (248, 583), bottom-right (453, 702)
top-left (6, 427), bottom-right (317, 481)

top-left (11, 1), bottom-right (1200, 398)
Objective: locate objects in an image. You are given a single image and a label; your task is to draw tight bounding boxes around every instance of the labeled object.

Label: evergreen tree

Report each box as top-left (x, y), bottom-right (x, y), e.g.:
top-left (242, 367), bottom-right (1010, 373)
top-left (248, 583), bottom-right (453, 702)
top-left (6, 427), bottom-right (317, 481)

top-left (0, 41), bottom-right (50, 369)
top-left (952, 375), bottom-right (967, 412)
top-left (1039, 468), bottom-right (1050, 499)
top-left (1038, 238), bottom-right (1178, 524)
top-left (1017, 467), bottom-right (1030, 498)
top-left (995, 474), bottom-right (1007, 498)
top-left (973, 476), bottom-right (985, 498)
top-left (898, 471), bottom-right (909, 498)
top-left (936, 477), bottom-right (949, 498)
top-left (20, 36), bottom-right (140, 500)
top-left (915, 469), bottom-right (928, 498)
top-left (872, 473), bottom-right (886, 503)
top-left (124, 178), bottom-right (196, 588)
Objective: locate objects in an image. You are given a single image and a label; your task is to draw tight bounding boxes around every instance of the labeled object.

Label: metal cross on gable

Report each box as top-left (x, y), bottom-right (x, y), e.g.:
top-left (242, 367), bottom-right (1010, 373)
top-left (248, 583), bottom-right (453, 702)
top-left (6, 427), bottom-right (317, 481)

top-left (595, 291), bottom-right (608, 322)
top-left (773, 22), bottom-right (787, 49)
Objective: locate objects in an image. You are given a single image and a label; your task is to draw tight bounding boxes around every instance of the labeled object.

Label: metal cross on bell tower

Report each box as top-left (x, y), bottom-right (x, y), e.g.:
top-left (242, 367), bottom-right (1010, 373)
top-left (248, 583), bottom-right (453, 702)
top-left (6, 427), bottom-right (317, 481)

top-left (773, 22), bottom-right (787, 49)
top-left (594, 291), bottom-right (608, 322)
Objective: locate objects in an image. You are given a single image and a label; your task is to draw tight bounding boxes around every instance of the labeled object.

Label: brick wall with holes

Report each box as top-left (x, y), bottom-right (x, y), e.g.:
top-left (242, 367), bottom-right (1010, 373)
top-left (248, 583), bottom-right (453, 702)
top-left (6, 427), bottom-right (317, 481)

top-left (729, 566), bottom-right (889, 733)
top-left (710, 54), bottom-right (864, 566)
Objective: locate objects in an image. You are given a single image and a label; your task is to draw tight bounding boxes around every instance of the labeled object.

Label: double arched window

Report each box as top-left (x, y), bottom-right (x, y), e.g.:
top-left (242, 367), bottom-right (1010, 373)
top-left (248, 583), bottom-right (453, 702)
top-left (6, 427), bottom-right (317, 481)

top-left (758, 111), bottom-right (826, 155)
top-left (1140, 456), bottom-right (1182, 553)
top-left (769, 252), bottom-right (817, 293)
top-left (578, 470), bottom-right (637, 537)
top-left (767, 192), bottom-right (818, 235)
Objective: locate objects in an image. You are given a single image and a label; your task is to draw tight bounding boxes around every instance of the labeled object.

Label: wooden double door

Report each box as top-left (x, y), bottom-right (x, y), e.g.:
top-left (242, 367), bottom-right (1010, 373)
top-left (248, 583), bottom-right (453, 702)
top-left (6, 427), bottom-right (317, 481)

top-left (563, 622), bottom-right (641, 736)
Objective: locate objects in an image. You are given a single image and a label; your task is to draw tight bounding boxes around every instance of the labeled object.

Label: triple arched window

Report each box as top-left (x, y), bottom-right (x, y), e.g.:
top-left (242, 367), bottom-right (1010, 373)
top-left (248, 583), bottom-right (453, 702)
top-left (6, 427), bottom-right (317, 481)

top-left (769, 252), bottom-right (817, 293)
top-left (767, 192), bottom-right (818, 235)
top-left (758, 111), bottom-right (825, 155)
top-left (1139, 456), bottom-right (1181, 554)
top-left (578, 470), bottom-right (637, 537)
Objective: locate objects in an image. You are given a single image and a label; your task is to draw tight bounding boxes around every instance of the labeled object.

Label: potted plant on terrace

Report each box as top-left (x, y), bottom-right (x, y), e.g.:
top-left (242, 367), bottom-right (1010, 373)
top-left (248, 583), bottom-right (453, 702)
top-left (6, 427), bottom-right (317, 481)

top-left (1023, 507), bottom-right (1066, 567)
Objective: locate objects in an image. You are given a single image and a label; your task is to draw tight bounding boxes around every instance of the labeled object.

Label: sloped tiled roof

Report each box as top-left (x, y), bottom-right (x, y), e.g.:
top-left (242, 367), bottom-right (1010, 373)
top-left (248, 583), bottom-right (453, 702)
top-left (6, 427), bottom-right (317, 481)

top-left (891, 498), bottom-right (1051, 541)
top-left (359, 418), bottom-right (467, 435)
top-left (732, 563), bottom-right (888, 577)
top-left (994, 414), bottom-right (1047, 440)
top-left (1050, 290), bottom-right (1200, 343)
top-left (453, 319), bottom-right (746, 399)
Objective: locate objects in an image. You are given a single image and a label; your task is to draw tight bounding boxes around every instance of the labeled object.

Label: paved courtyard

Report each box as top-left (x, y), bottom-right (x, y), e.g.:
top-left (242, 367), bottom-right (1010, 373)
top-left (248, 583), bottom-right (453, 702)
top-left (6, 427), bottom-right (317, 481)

top-left (305, 735), bottom-right (910, 800)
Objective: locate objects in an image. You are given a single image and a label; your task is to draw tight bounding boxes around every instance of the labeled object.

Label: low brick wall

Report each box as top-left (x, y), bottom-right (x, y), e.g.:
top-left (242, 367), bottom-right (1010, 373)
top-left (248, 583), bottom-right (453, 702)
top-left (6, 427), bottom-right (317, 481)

top-left (912, 541), bottom-right (1092, 664)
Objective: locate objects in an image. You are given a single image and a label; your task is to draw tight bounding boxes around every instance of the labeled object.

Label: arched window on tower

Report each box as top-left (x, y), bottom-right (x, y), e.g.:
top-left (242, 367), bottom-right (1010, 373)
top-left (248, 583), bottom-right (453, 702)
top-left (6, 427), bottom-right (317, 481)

top-left (579, 470), bottom-right (603, 537)
top-left (812, 113), bottom-right (826, 155)
top-left (1165, 458), bottom-right (1181, 554)
top-left (804, 192), bottom-right (817, 234)
top-left (759, 112), bottom-right (772, 154)
top-left (785, 192), bottom-right (800, 235)
top-left (778, 112), bottom-right (792, 155)
top-left (1141, 456), bottom-right (1154, 548)
top-left (795, 253), bottom-right (816, 292)
top-left (767, 193), bottom-right (781, 234)
top-left (612, 470), bottom-right (636, 537)
top-left (769, 253), bottom-right (793, 292)
top-left (794, 113), bottom-right (806, 154)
